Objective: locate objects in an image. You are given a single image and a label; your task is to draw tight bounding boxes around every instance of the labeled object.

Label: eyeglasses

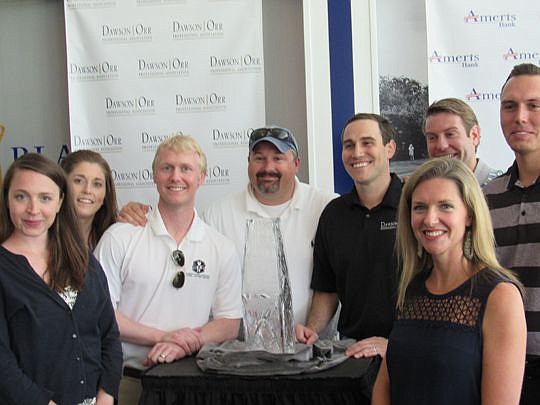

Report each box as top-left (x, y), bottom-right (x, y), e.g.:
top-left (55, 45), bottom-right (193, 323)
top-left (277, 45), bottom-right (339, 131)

top-left (171, 249), bottom-right (185, 289)
top-left (249, 127), bottom-right (298, 153)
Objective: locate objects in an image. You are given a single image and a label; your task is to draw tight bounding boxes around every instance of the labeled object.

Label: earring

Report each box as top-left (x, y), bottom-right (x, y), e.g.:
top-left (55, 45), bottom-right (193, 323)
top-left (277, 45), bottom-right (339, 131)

top-left (463, 229), bottom-right (474, 260)
top-left (417, 242), bottom-right (423, 258)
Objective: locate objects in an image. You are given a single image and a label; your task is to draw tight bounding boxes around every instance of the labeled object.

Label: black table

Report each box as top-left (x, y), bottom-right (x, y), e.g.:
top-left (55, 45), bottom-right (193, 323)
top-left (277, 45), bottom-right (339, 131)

top-left (140, 355), bottom-right (377, 405)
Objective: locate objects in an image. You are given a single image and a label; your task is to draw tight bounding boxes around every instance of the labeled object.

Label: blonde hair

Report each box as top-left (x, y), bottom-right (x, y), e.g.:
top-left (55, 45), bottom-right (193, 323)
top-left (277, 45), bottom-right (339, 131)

top-left (396, 157), bottom-right (522, 309)
top-left (152, 134), bottom-right (207, 174)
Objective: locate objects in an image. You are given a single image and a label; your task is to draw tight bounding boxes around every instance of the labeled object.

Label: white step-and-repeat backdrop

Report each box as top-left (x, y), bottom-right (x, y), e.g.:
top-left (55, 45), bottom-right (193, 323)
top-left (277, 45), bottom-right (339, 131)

top-left (64, 0), bottom-right (265, 207)
top-left (426, 0), bottom-right (540, 171)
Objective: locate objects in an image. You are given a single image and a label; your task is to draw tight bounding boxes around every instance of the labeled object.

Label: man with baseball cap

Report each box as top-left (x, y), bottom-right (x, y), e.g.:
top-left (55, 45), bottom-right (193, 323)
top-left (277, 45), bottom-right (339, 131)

top-left (203, 126), bottom-right (337, 329)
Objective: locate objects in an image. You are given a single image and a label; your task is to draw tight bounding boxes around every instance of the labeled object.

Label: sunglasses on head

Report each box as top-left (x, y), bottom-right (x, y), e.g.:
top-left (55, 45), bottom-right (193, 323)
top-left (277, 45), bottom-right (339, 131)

top-left (249, 127), bottom-right (297, 150)
top-left (171, 249), bottom-right (185, 289)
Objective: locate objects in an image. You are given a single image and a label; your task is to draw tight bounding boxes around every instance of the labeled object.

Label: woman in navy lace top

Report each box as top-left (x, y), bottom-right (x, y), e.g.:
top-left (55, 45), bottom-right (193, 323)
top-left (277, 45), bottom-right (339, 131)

top-left (372, 157), bottom-right (526, 405)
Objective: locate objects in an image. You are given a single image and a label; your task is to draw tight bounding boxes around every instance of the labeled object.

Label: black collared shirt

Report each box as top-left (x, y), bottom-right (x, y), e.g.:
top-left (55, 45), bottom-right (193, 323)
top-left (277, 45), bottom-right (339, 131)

top-left (311, 173), bottom-right (402, 340)
top-left (0, 248), bottom-right (122, 405)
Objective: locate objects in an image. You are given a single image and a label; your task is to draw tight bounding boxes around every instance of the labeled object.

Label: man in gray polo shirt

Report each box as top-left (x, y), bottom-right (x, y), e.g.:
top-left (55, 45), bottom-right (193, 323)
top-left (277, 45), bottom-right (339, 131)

top-left (483, 63), bottom-right (540, 405)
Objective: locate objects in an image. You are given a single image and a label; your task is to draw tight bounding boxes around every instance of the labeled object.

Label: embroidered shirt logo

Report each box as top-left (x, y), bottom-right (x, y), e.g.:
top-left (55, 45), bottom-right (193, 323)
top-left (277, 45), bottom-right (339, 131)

top-left (192, 259), bottom-right (206, 274)
top-left (380, 221), bottom-right (397, 231)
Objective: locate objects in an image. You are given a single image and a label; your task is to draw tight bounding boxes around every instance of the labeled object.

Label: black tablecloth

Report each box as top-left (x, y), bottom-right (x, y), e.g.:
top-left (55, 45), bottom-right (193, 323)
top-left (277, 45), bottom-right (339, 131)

top-left (140, 355), bottom-right (378, 405)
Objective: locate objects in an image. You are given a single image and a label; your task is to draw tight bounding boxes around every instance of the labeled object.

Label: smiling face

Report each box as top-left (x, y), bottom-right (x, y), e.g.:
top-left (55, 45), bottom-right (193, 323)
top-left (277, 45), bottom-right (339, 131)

top-left (411, 178), bottom-right (471, 262)
top-left (341, 118), bottom-right (395, 187)
top-left (153, 147), bottom-right (206, 209)
top-left (66, 161), bottom-right (106, 222)
top-left (500, 74), bottom-right (540, 158)
top-left (7, 169), bottom-right (63, 241)
top-left (247, 141), bottom-right (299, 204)
top-left (424, 112), bottom-right (479, 172)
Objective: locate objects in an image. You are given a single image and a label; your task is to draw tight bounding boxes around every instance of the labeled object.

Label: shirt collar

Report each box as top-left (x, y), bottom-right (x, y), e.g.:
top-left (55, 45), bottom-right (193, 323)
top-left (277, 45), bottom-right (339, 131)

top-left (474, 159), bottom-right (489, 184)
top-left (148, 206), bottom-right (205, 242)
top-left (506, 161), bottom-right (540, 189)
top-left (344, 173), bottom-right (403, 210)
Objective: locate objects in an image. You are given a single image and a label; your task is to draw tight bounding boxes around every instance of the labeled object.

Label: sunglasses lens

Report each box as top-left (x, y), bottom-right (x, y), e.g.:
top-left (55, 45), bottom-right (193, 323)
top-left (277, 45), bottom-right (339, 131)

top-left (172, 249), bottom-right (185, 267)
top-left (172, 271), bottom-right (185, 289)
top-left (271, 128), bottom-right (289, 140)
top-left (250, 129), bottom-right (265, 142)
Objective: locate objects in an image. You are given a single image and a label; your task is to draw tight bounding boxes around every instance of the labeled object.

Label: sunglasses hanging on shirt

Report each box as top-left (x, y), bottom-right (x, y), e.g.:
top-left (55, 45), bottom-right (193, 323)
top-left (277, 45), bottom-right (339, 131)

top-left (171, 249), bottom-right (185, 289)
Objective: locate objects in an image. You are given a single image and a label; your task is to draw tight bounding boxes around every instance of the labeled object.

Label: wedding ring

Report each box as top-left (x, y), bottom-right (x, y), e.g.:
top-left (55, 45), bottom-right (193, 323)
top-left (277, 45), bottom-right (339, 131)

top-left (372, 345), bottom-right (377, 354)
top-left (160, 354), bottom-right (166, 359)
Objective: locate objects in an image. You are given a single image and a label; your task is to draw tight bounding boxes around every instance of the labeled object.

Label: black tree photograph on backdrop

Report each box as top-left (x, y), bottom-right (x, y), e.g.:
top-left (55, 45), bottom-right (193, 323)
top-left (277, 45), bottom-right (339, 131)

top-left (377, 0), bottom-right (429, 178)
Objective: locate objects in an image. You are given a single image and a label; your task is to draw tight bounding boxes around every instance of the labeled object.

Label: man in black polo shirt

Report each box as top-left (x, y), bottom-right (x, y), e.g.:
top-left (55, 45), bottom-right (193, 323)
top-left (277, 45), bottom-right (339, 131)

top-left (296, 113), bottom-right (401, 359)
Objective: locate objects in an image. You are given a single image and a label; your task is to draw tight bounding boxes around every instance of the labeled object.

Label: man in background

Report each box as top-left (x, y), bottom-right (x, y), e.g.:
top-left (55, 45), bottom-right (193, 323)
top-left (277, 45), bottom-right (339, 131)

top-left (423, 97), bottom-right (502, 186)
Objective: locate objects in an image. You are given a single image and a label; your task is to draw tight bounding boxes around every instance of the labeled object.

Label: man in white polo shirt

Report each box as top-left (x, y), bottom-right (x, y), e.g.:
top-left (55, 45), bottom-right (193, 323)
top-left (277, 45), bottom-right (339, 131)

top-left (95, 135), bottom-right (242, 405)
top-left (119, 127), bottom-right (337, 330)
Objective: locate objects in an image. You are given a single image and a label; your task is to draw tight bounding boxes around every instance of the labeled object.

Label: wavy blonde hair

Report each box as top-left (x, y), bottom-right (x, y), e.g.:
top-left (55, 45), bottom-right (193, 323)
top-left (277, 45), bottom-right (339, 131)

top-left (396, 157), bottom-right (522, 309)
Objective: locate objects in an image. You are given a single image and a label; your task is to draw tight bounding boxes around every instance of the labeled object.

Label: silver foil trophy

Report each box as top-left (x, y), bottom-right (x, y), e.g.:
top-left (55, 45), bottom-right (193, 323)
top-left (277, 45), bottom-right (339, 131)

top-left (242, 218), bottom-right (295, 353)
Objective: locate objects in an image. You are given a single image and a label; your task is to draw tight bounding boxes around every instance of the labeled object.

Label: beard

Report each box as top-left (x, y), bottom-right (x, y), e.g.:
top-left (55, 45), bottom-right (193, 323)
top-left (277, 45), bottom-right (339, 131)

top-left (255, 171), bottom-right (281, 194)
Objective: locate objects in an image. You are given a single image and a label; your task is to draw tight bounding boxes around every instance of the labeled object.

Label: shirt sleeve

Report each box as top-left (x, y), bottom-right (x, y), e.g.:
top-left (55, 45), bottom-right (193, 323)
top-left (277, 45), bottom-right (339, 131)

top-left (310, 207), bottom-right (338, 293)
top-left (94, 226), bottom-right (126, 309)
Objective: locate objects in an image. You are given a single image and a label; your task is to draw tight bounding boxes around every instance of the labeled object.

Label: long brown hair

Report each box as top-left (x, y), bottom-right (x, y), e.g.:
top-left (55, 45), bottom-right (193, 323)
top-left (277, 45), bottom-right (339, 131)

top-left (61, 149), bottom-right (118, 249)
top-left (0, 153), bottom-right (88, 291)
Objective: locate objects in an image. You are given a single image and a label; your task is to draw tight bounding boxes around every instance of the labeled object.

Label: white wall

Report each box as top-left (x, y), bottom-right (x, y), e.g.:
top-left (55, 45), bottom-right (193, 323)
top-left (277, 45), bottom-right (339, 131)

top-left (0, 0), bottom-right (70, 175)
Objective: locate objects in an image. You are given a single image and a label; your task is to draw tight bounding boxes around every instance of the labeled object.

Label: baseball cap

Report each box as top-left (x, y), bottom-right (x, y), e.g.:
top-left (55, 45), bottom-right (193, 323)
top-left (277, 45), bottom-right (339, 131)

top-left (249, 127), bottom-right (299, 155)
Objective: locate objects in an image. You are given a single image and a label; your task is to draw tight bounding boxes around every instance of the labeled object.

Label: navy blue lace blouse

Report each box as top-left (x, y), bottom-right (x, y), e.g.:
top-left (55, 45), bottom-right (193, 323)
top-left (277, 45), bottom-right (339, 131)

top-left (386, 268), bottom-right (509, 405)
